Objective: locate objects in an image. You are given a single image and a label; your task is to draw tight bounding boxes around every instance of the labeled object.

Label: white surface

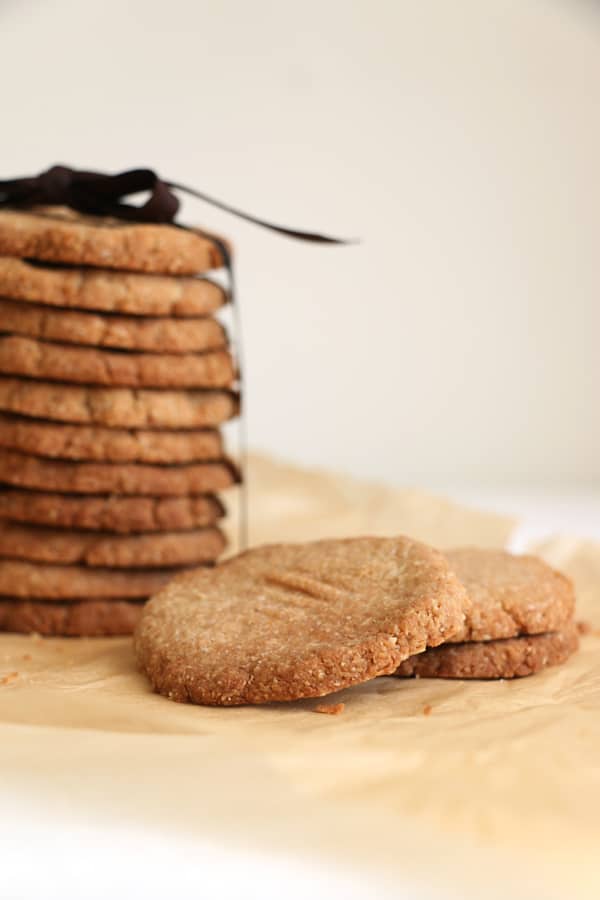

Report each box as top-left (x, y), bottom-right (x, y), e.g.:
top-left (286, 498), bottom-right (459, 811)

top-left (1, 800), bottom-right (404, 900)
top-left (1, 0), bottom-right (599, 487)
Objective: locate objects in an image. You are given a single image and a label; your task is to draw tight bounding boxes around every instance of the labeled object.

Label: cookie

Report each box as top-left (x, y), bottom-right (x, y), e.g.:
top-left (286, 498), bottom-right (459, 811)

top-left (0, 256), bottom-right (226, 317)
top-left (0, 206), bottom-right (223, 275)
top-left (442, 548), bottom-right (575, 642)
top-left (0, 598), bottom-right (144, 636)
top-left (134, 536), bottom-right (469, 706)
top-left (0, 559), bottom-right (180, 599)
top-left (0, 378), bottom-right (238, 428)
top-left (0, 336), bottom-right (236, 389)
top-left (0, 489), bottom-right (225, 533)
top-left (0, 415), bottom-right (223, 463)
top-left (0, 522), bottom-right (226, 567)
top-left (0, 449), bottom-right (239, 495)
top-left (395, 621), bottom-right (579, 679)
top-left (0, 298), bottom-right (227, 353)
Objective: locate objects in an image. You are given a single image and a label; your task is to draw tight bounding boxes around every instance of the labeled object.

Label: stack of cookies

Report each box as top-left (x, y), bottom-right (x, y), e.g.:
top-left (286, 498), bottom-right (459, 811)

top-left (0, 205), bottom-right (239, 637)
top-left (134, 539), bottom-right (579, 706)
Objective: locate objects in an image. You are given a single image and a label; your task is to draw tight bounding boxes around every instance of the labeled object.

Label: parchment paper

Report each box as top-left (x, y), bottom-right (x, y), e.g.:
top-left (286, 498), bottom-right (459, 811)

top-left (1, 455), bottom-right (599, 898)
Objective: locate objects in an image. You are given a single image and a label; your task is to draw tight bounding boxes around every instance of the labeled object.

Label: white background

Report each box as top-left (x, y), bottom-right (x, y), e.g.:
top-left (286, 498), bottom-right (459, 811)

top-left (1, 0), bottom-right (599, 492)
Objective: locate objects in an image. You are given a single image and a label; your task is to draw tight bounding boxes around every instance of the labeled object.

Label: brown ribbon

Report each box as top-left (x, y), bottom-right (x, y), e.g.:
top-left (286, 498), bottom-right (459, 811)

top-left (0, 165), bottom-right (350, 242)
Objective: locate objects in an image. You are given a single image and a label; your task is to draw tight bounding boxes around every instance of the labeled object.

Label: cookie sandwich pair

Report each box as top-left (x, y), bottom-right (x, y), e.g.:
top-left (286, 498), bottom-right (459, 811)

top-left (134, 537), bottom-right (579, 706)
top-left (0, 205), bottom-right (239, 636)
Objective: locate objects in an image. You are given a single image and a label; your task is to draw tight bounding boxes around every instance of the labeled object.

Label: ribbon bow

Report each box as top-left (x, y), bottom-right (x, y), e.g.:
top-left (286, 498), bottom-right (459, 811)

top-left (0, 165), bottom-right (348, 243)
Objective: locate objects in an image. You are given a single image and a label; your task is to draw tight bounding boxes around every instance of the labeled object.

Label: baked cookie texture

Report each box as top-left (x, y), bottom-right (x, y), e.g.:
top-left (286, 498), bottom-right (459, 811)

top-left (0, 201), bottom-right (237, 635)
top-left (395, 623), bottom-right (579, 679)
top-left (0, 598), bottom-right (144, 636)
top-left (0, 449), bottom-right (239, 495)
top-left (394, 548), bottom-right (577, 679)
top-left (0, 522), bottom-right (226, 568)
top-left (0, 207), bottom-right (223, 274)
top-left (0, 415), bottom-right (224, 464)
top-left (0, 298), bottom-right (228, 353)
top-left (134, 536), bottom-right (470, 706)
top-left (0, 490), bottom-right (225, 533)
top-left (0, 256), bottom-right (226, 317)
top-left (444, 548), bottom-right (574, 641)
top-left (0, 378), bottom-right (239, 428)
top-left (0, 335), bottom-right (236, 388)
top-left (0, 559), bottom-right (181, 599)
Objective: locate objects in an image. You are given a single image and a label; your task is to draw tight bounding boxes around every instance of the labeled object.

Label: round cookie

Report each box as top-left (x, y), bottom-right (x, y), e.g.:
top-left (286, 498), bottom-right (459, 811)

top-left (0, 378), bottom-right (238, 428)
top-left (0, 522), bottom-right (226, 567)
top-left (0, 415), bottom-right (223, 463)
top-left (134, 536), bottom-right (469, 706)
top-left (0, 256), bottom-right (226, 317)
top-left (0, 598), bottom-right (144, 636)
top-left (395, 622), bottom-right (579, 679)
top-left (0, 336), bottom-right (236, 389)
top-left (443, 548), bottom-right (575, 642)
top-left (0, 490), bottom-right (225, 533)
top-left (0, 450), bottom-right (239, 496)
top-left (0, 206), bottom-right (223, 275)
top-left (0, 559), bottom-right (180, 599)
top-left (0, 298), bottom-right (228, 353)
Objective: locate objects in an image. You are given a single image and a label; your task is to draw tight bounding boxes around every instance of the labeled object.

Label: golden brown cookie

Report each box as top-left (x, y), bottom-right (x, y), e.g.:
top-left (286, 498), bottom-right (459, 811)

top-left (0, 336), bottom-right (236, 389)
top-left (443, 548), bottom-right (575, 641)
top-left (0, 522), bottom-right (226, 567)
top-left (0, 414), bottom-right (223, 463)
top-left (0, 207), bottom-right (223, 275)
top-left (134, 536), bottom-right (469, 706)
top-left (395, 621), bottom-right (579, 679)
top-left (0, 298), bottom-right (227, 353)
top-left (0, 598), bottom-right (144, 636)
top-left (0, 489), bottom-right (225, 533)
top-left (0, 559), bottom-right (179, 599)
top-left (0, 378), bottom-right (238, 428)
top-left (0, 449), bottom-right (239, 495)
top-left (0, 256), bottom-right (226, 317)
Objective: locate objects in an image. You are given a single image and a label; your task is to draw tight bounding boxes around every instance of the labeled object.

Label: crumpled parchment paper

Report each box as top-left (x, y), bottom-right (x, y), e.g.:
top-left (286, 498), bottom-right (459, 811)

top-left (1, 455), bottom-right (598, 899)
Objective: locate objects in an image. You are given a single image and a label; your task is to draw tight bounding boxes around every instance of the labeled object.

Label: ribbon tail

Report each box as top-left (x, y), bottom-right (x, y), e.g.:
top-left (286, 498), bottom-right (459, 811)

top-left (168, 181), bottom-right (354, 245)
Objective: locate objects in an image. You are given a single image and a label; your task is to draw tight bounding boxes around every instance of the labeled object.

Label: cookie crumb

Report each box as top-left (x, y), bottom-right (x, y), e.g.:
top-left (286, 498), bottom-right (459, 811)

top-left (314, 702), bottom-right (345, 716)
top-left (1, 671), bottom-right (19, 685)
top-left (423, 704), bottom-right (433, 716)
top-left (577, 621), bottom-right (592, 636)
